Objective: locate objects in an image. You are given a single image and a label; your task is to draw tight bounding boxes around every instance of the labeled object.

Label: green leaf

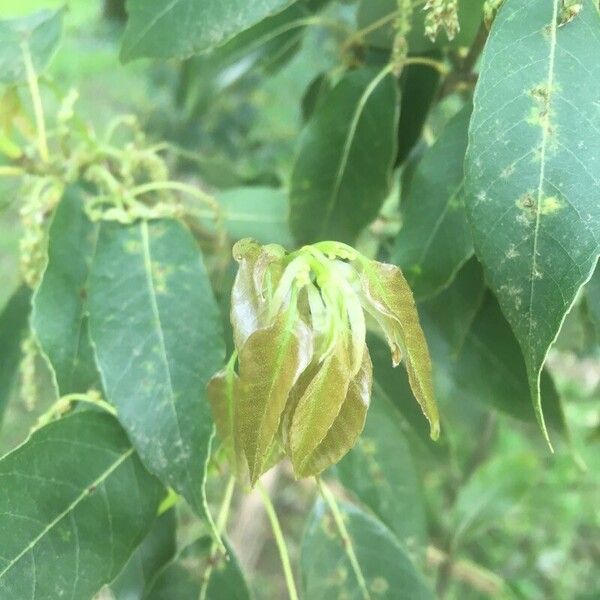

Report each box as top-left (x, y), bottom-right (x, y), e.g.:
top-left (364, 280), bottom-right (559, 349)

top-left (212, 187), bottom-right (293, 247)
top-left (358, 259), bottom-right (440, 439)
top-left (393, 105), bottom-right (473, 300)
top-left (121, 0), bottom-right (295, 62)
top-left (32, 186), bottom-right (100, 395)
top-left (237, 307), bottom-right (312, 483)
top-left (0, 9), bottom-right (63, 84)
top-left (0, 411), bottom-right (163, 599)
top-left (301, 501), bottom-right (434, 599)
top-left (289, 344), bottom-right (371, 478)
top-left (145, 538), bottom-right (251, 600)
top-left (464, 0), bottom-right (600, 444)
top-left (0, 285), bottom-right (30, 426)
top-left (110, 509), bottom-right (177, 600)
top-left (290, 67), bottom-right (399, 244)
top-left (336, 391), bottom-right (427, 551)
top-left (88, 219), bottom-right (225, 515)
top-left (584, 261), bottom-right (600, 340)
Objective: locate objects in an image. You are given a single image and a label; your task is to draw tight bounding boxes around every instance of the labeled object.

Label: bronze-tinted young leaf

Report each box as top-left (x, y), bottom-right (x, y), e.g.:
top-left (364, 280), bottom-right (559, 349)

top-left (238, 309), bottom-right (313, 484)
top-left (288, 339), bottom-right (353, 476)
top-left (207, 367), bottom-right (245, 479)
top-left (295, 347), bottom-right (372, 478)
top-left (358, 259), bottom-right (440, 440)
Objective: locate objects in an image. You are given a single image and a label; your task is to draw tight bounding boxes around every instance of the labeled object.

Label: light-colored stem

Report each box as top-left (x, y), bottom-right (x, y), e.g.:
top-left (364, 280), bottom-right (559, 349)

top-left (257, 482), bottom-right (299, 600)
top-left (130, 180), bottom-right (219, 212)
top-left (21, 42), bottom-right (49, 163)
top-left (0, 166), bottom-right (24, 177)
top-left (402, 56), bottom-right (449, 74)
top-left (316, 478), bottom-right (371, 600)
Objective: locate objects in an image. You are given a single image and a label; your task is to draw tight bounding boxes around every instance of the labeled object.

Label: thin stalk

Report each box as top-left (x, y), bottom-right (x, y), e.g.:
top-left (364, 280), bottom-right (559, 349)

top-left (199, 475), bottom-right (236, 600)
top-left (130, 180), bottom-right (220, 214)
top-left (21, 42), bottom-right (49, 163)
top-left (0, 166), bottom-right (25, 177)
top-left (256, 482), bottom-right (299, 600)
top-left (403, 56), bottom-right (449, 74)
top-left (316, 478), bottom-right (371, 600)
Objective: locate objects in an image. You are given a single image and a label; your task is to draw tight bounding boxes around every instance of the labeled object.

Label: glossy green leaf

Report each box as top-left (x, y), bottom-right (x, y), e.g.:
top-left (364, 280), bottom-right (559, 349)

top-left (212, 187), bottom-right (293, 247)
top-left (121, 0), bottom-right (294, 62)
top-left (464, 0), bottom-right (600, 443)
top-left (358, 259), bottom-right (440, 439)
top-left (0, 285), bottom-right (30, 426)
top-left (290, 67), bottom-right (399, 244)
top-left (32, 186), bottom-right (100, 395)
top-left (301, 501), bottom-right (434, 600)
top-left (145, 538), bottom-right (251, 600)
top-left (0, 411), bottom-right (163, 599)
top-left (337, 391), bottom-right (427, 550)
top-left (290, 345), bottom-right (371, 478)
top-left (0, 9), bottom-right (63, 84)
top-left (393, 105), bottom-right (473, 300)
top-left (110, 509), bottom-right (177, 600)
top-left (237, 307), bottom-right (312, 483)
top-left (88, 219), bottom-right (225, 515)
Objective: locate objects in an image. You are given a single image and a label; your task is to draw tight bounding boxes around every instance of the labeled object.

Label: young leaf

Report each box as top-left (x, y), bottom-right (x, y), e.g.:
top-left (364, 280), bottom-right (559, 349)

top-left (336, 391), bottom-right (428, 551)
top-left (464, 0), bottom-right (600, 444)
top-left (121, 0), bottom-right (293, 62)
top-left (290, 345), bottom-right (371, 478)
top-left (301, 501), bottom-right (434, 600)
top-left (32, 185), bottom-right (100, 395)
top-left (358, 259), bottom-right (440, 439)
top-left (110, 509), bottom-right (177, 600)
top-left (0, 9), bottom-right (63, 84)
top-left (0, 285), bottom-right (31, 426)
top-left (290, 67), bottom-right (399, 244)
top-left (393, 105), bottom-right (473, 299)
top-left (0, 411), bottom-right (163, 599)
top-left (88, 219), bottom-right (225, 516)
top-left (237, 308), bottom-right (312, 483)
top-left (145, 538), bottom-right (251, 600)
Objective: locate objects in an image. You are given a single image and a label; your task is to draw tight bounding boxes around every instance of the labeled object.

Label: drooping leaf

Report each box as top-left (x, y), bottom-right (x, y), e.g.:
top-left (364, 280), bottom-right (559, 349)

top-left (301, 500), bottom-right (434, 600)
top-left (32, 186), bottom-right (100, 395)
top-left (290, 67), bottom-right (399, 244)
top-left (145, 537), bottom-right (251, 600)
top-left (464, 0), bottom-right (600, 442)
top-left (0, 9), bottom-right (63, 84)
top-left (110, 509), bottom-right (177, 600)
top-left (237, 307), bottom-right (312, 483)
top-left (336, 391), bottom-right (427, 551)
top-left (0, 411), bottom-right (163, 599)
top-left (121, 0), bottom-right (295, 62)
top-left (0, 285), bottom-right (30, 426)
top-left (88, 219), bottom-right (225, 515)
top-left (393, 105), bottom-right (473, 299)
top-left (290, 345), bottom-right (371, 478)
top-left (358, 259), bottom-right (440, 439)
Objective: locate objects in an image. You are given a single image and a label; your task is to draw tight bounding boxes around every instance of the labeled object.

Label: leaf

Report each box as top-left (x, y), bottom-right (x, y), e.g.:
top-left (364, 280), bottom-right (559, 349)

top-left (393, 105), bottom-right (473, 300)
top-left (336, 391), bottom-right (427, 551)
top-left (32, 186), bottom-right (100, 395)
top-left (358, 259), bottom-right (440, 439)
top-left (290, 67), bottom-right (400, 244)
top-left (145, 538), bottom-right (251, 600)
top-left (212, 187), bottom-right (293, 247)
top-left (584, 261), bottom-right (600, 339)
top-left (0, 9), bottom-right (63, 84)
top-left (289, 345), bottom-right (371, 478)
top-left (110, 509), bottom-right (177, 600)
top-left (0, 411), bottom-right (163, 599)
top-left (121, 0), bottom-right (295, 62)
top-left (88, 219), bottom-right (225, 515)
top-left (301, 501), bottom-right (434, 600)
top-left (464, 0), bottom-right (600, 443)
top-left (0, 285), bottom-right (30, 426)
top-left (237, 308), bottom-right (312, 483)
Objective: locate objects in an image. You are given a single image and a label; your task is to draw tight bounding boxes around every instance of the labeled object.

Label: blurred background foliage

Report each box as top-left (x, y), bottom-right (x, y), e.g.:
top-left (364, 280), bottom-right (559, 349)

top-left (0, 1), bottom-right (598, 599)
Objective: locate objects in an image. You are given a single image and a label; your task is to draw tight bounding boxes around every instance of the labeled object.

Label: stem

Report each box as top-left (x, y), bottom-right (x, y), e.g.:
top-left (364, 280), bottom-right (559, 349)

top-left (403, 56), bottom-right (449, 75)
top-left (130, 180), bottom-right (220, 214)
top-left (316, 478), bottom-right (371, 600)
top-left (256, 482), bottom-right (299, 600)
top-left (21, 42), bottom-right (49, 163)
top-left (199, 475), bottom-right (236, 600)
top-left (0, 166), bottom-right (25, 177)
